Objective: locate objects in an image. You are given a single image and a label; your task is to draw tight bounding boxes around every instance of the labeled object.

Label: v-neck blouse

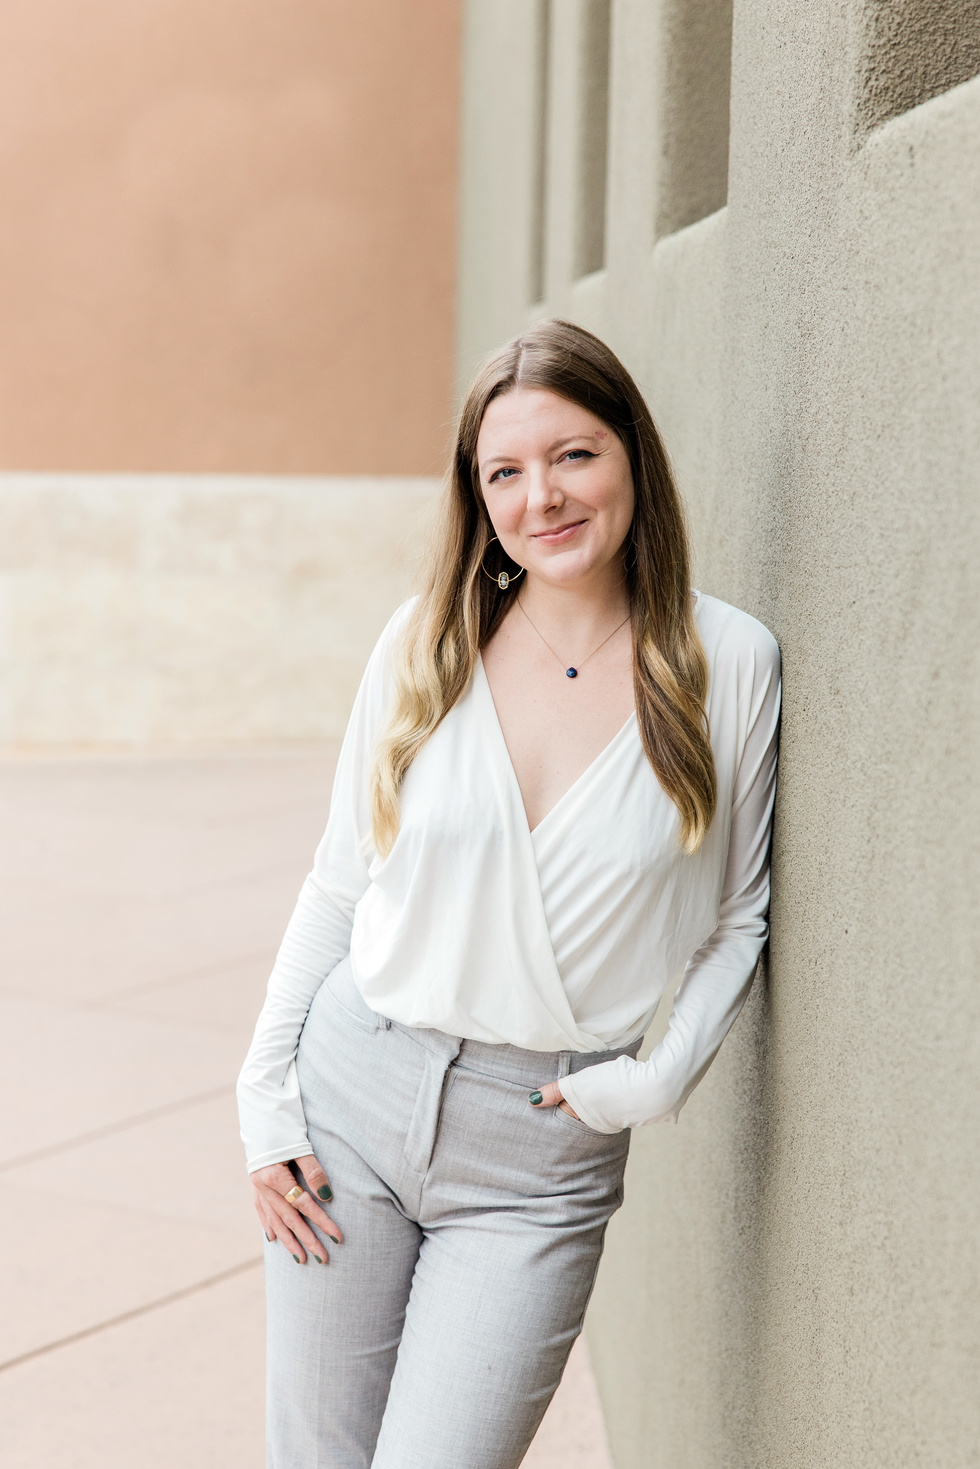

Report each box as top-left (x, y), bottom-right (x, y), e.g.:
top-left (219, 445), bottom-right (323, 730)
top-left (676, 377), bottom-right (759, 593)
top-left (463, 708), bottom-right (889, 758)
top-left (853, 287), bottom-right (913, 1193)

top-left (237, 592), bottom-right (781, 1167)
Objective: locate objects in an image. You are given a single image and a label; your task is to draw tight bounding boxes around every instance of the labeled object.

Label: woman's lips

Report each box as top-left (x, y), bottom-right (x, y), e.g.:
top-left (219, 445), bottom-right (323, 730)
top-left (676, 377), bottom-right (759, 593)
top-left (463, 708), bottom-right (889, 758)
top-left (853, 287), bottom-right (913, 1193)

top-left (530, 520), bottom-right (587, 545)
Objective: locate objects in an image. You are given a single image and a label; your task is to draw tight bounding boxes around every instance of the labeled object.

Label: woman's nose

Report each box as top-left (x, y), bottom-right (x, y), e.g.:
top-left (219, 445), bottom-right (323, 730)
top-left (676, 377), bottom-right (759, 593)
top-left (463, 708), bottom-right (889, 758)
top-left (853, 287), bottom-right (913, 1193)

top-left (525, 464), bottom-right (563, 513)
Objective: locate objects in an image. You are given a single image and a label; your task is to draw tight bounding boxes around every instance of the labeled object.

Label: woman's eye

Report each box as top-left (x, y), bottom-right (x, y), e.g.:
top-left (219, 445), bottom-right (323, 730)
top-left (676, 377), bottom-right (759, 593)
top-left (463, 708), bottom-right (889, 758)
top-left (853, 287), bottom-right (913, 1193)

top-left (564, 449), bottom-right (594, 463)
top-left (489, 466), bottom-right (520, 483)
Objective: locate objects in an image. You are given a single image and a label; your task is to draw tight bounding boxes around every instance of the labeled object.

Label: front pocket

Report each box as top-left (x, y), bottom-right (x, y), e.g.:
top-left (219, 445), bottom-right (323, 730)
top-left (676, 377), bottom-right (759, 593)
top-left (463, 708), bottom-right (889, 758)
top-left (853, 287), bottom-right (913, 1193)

top-left (551, 1102), bottom-right (613, 1139)
top-left (318, 969), bottom-right (382, 1036)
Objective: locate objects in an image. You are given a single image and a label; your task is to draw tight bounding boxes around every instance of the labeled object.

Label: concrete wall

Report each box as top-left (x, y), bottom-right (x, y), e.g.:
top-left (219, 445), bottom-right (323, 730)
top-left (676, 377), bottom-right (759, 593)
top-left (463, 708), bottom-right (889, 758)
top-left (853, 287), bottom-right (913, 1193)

top-left (458, 3), bottom-right (980, 1465)
top-left (0, 0), bottom-right (457, 473)
top-left (0, 476), bottom-right (438, 747)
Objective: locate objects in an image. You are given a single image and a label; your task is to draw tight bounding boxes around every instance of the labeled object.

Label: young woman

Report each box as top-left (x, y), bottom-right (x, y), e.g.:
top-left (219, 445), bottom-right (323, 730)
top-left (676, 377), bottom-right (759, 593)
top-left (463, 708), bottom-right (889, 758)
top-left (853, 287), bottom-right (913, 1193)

top-left (237, 320), bottom-right (780, 1469)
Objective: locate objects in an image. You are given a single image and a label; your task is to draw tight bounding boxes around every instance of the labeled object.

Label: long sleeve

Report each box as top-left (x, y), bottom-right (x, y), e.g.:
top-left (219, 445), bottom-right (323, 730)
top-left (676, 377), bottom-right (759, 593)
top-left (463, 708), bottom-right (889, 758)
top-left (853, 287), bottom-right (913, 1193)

top-left (558, 629), bottom-right (781, 1133)
top-left (236, 610), bottom-right (402, 1172)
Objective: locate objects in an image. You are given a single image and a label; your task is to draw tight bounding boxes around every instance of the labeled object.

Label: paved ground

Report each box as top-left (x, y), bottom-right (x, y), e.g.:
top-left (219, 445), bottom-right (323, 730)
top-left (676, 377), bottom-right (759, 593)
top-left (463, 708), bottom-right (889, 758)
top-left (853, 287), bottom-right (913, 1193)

top-left (0, 750), bottom-right (613, 1467)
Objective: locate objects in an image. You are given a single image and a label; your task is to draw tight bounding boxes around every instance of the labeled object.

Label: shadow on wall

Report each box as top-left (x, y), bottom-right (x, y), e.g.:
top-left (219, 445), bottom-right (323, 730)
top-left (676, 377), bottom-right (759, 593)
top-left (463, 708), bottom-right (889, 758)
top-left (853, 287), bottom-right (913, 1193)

top-left (857, 0), bottom-right (980, 132)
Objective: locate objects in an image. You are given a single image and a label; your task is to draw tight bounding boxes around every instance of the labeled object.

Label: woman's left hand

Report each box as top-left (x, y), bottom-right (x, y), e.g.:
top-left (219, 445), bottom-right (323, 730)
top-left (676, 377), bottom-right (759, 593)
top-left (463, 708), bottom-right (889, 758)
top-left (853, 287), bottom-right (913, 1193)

top-left (251, 1156), bottom-right (342, 1264)
top-left (528, 1081), bottom-right (581, 1119)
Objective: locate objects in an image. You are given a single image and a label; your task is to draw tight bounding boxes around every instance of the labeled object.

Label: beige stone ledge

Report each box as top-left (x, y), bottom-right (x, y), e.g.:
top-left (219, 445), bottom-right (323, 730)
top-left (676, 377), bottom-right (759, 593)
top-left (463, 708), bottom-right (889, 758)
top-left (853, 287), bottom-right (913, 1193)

top-left (0, 474), bottom-right (441, 746)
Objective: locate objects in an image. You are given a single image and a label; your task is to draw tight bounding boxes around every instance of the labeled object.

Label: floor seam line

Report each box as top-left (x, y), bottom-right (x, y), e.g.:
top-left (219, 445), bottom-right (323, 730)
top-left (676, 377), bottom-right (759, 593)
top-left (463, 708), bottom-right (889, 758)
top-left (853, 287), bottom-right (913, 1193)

top-left (84, 949), bottom-right (277, 1006)
top-left (0, 1085), bottom-right (236, 1174)
top-left (0, 1256), bottom-right (264, 1374)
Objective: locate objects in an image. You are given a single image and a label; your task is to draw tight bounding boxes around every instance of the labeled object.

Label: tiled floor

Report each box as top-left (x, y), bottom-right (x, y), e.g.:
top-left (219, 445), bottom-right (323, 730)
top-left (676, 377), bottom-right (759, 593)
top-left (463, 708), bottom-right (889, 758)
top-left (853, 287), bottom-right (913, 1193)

top-left (0, 750), bottom-right (613, 1467)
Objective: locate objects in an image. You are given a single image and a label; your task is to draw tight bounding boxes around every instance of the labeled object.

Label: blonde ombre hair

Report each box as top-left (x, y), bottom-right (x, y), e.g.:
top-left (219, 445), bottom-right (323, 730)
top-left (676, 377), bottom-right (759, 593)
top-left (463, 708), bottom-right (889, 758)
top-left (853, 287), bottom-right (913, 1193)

top-left (371, 320), bottom-right (716, 855)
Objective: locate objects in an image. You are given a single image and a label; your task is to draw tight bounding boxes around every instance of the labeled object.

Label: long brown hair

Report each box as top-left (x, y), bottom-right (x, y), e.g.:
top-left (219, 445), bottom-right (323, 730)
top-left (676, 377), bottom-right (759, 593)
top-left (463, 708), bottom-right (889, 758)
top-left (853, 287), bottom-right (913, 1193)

top-left (371, 319), bottom-right (715, 854)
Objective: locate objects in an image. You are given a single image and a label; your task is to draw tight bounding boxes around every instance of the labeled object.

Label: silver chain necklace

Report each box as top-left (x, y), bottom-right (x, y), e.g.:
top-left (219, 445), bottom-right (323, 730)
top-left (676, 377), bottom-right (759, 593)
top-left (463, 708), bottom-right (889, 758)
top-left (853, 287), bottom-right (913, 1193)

top-left (516, 600), bottom-right (630, 679)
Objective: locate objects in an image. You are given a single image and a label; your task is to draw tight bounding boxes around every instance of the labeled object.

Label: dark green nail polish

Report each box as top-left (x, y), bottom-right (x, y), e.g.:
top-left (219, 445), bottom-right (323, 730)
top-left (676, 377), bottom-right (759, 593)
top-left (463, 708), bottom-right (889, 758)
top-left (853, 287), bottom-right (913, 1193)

top-left (529, 1090), bottom-right (543, 1106)
top-left (317, 1185), bottom-right (333, 1201)
top-left (292, 1254), bottom-right (301, 1263)
top-left (328, 1235), bottom-right (340, 1245)
top-left (265, 1232), bottom-right (273, 1242)
top-left (313, 1254), bottom-right (323, 1264)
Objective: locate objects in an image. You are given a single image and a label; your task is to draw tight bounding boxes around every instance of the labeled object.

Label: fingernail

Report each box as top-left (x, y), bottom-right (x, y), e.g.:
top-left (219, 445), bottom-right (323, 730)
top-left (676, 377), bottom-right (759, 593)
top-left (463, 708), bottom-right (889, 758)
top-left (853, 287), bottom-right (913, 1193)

top-left (317, 1185), bottom-right (333, 1201)
top-left (529, 1091), bottom-right (543, 1106)
top-left (328, 1235), bottom-right (340, 1245)
top-left (313, 1254), bottom-right (323, 1264)
top-left (292, 1254), bottom-right (301, 1264)
top-left (265, 1232), bottom-right (273, 1242)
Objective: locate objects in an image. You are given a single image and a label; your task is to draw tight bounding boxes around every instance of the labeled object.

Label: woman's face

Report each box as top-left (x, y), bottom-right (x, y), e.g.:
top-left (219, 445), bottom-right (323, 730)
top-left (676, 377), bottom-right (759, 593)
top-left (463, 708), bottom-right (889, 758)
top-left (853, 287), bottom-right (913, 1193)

top-left (476, 388), bottom-right (634, 590)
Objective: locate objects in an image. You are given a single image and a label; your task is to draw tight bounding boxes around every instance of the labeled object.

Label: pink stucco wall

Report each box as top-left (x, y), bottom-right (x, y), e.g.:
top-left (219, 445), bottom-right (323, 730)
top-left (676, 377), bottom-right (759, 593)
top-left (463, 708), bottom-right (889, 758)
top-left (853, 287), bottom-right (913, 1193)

top-left (0, 0), bottom-right (458, 472)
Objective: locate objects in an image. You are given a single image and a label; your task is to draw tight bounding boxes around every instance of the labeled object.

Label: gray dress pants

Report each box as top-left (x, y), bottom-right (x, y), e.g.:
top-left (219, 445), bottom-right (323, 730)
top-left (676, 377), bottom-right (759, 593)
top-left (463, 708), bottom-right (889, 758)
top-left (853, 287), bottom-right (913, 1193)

top-left (265, 957), bottom-right (640, 1469)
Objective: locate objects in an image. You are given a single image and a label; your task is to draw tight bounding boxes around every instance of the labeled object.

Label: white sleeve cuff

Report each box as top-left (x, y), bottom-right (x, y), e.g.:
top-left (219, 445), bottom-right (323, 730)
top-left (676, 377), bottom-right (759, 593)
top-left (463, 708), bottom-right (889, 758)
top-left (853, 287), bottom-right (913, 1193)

top-left (558, 1053), bottom-right (685, 1133)
top-left (238, 1057), bottom-right (313, 1174)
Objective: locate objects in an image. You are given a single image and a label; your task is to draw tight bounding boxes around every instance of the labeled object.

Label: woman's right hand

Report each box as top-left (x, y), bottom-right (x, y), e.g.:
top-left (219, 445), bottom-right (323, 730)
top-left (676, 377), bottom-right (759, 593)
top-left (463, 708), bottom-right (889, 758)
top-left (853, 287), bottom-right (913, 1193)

top-left (251, 1154), bottom-right (343, 1264)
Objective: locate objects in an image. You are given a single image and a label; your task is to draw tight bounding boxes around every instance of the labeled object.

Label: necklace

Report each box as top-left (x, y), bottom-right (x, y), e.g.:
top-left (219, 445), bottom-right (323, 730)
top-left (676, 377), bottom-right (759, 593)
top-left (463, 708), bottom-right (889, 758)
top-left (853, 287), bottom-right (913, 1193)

top-left (516, 600), bottom-right (630, 679)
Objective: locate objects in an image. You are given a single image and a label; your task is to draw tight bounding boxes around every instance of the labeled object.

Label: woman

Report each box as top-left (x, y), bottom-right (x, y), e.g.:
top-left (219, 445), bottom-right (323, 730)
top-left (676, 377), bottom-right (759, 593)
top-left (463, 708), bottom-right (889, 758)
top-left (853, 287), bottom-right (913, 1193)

top-left (237, 320), bottom-right (780, 1468)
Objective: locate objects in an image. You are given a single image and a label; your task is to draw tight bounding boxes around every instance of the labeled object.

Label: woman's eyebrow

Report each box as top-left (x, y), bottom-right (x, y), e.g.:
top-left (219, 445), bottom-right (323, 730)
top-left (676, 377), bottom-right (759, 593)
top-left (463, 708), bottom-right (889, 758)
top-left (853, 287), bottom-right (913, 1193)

top-left (482, 433), bottom-right (600, 469)
top-left (549, 434), bottom-right (599, 450)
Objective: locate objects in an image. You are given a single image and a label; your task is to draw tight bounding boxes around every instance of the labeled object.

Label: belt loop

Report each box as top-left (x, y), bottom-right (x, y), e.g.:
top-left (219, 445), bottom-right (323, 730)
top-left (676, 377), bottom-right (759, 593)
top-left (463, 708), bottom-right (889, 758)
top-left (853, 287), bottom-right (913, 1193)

top-left (557, 1051), bottom-right (572, 1079)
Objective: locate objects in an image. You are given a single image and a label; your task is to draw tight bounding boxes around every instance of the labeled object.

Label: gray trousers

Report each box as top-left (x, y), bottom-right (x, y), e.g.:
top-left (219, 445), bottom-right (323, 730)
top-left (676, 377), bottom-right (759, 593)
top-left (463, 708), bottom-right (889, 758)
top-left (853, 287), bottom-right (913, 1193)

top-left (265, 957), bottom-right (639, 1469)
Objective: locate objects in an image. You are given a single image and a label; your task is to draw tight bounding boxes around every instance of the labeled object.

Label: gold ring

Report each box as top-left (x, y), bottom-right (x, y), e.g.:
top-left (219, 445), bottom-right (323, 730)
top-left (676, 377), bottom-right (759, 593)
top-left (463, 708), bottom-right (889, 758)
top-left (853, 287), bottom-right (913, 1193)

top-left (284, 1185), bottom-right (305, 1205)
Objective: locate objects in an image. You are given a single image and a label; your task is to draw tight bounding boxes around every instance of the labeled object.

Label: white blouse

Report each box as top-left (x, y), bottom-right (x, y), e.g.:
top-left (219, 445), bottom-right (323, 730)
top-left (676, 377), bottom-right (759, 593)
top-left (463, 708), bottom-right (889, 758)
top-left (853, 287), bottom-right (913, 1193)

top-left (237, 591), bottom-right (780, 1169)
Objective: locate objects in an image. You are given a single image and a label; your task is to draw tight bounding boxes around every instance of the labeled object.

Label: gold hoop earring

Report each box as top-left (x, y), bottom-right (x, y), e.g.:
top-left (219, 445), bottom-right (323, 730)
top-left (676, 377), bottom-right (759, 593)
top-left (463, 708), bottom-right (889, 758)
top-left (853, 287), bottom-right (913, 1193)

top-left (480, 536), bottom-right (526, 592)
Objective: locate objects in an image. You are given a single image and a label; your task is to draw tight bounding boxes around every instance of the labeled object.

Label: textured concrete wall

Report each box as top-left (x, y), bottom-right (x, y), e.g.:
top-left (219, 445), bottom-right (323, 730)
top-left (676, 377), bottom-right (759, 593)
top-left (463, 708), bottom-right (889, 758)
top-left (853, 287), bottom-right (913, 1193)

top-left (0, 0), bottom-right (457, 473)
top-left (458, 2), bottom-right (979, 1465)
top-left (0, 477), bottom-right (438, 746)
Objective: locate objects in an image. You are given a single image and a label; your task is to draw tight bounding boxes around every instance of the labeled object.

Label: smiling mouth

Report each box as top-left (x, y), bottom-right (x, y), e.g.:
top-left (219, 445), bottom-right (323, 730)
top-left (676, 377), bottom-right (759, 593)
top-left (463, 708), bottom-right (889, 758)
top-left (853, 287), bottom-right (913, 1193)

top-left (531, 520), bottom-right (587, 543)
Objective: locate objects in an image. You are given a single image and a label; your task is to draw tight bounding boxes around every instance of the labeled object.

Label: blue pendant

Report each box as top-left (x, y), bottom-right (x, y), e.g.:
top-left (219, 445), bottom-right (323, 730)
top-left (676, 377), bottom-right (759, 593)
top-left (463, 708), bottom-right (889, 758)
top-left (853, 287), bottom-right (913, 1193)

top-left (566, 667), bottom-right (578, 678)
